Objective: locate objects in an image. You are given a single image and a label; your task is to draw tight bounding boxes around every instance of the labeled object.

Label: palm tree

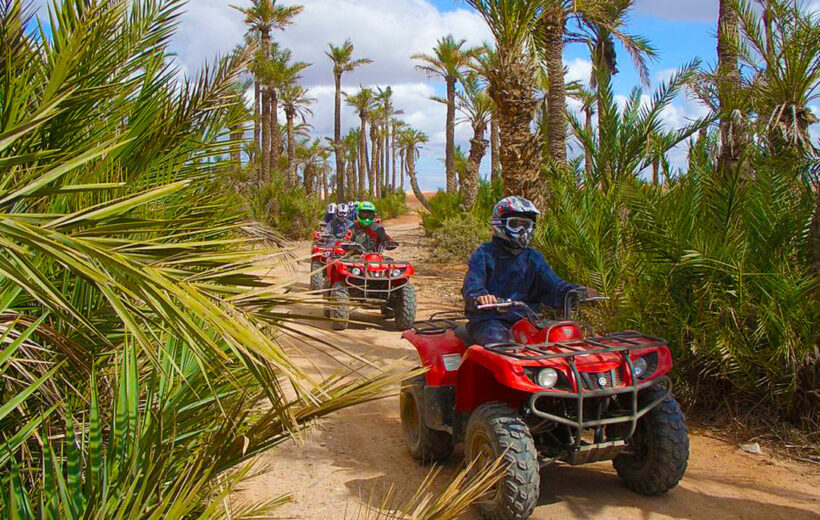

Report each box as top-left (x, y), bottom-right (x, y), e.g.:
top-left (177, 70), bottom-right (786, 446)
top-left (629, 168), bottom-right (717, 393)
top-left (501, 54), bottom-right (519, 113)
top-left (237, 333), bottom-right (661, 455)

top-left (413, 35), bottom-right (478, 193)
top-left (567, 82), bottom-right (597, 183)
top-left (262, 46), bottom-right (309, 173)
top-left (234, 0), bottom-right (303, 182)
top-left (377, 87), bottom-right (403, 192)
top-left (345, 87), bottom-right (377, 196)
top-left (471, 44), bottom-right (502, 185)
top-left (327, 39), bottom-right (372, 201)
top-left (465, 0), bottom-right (543, 202)
top-left (391, 119), bottom-right (407, 190)
top-left (297, 138), bottom-right (324, 196)
top-left (399, 127), bottom-right (432, 211)
top-left (716, 0), bottom-right (747, 174)
top-left (280, 83), bottom-right (315, 187)
top-left (343, 128), bottom-right (362, 196)
top-left (370, 105), bottom-right (385, 197)
top-left (457, 74), bottom-right (493, 208)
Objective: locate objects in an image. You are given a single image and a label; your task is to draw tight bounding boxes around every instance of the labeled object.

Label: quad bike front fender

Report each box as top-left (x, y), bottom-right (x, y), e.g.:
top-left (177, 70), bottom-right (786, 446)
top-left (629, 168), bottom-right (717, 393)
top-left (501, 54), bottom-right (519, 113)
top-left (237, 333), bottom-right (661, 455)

top-left (455, 347), bottom-right (536, 412)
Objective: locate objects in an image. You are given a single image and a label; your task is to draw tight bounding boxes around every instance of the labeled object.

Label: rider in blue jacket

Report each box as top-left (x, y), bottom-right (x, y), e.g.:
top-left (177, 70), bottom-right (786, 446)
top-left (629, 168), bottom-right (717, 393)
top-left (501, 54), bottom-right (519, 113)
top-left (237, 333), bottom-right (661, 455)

top-left (462, 196), bottom-right (589, 346)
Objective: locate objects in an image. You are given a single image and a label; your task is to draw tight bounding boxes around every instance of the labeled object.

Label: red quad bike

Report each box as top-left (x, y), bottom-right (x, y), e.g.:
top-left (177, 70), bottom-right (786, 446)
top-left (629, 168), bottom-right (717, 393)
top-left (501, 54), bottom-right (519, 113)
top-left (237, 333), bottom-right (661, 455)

top-left (310, 229), bottom-right (353, 291)
top-left (400, 290), bottom-right (689, 520)
top-left (323, 241), bottom-right (416, 331)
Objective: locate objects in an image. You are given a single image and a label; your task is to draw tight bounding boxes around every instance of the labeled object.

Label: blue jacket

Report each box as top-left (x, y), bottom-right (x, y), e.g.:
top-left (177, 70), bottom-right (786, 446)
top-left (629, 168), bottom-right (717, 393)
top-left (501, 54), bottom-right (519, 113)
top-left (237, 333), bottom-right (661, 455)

top-left (328, 217), bottom-right (353, 238)
top-left (462, 238), bottom-right (578, 326)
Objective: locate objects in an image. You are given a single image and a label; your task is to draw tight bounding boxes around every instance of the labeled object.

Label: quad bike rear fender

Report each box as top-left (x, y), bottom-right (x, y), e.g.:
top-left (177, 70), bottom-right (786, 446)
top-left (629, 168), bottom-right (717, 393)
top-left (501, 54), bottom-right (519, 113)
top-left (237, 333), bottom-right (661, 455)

top-left (402, 329), bottom-right (466, 386)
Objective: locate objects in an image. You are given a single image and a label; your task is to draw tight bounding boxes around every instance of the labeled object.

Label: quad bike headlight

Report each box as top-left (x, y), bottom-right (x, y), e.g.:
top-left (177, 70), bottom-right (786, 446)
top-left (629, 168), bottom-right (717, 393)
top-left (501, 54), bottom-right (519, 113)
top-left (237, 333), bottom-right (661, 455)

top-left (632, 356), bottom-right (648, 378)
top-left (350, 267), bottom-right (362, 276)
top-left (390, 268), bottom-right (403, 277)
top-left (536, 368), bottom-right (559, 388)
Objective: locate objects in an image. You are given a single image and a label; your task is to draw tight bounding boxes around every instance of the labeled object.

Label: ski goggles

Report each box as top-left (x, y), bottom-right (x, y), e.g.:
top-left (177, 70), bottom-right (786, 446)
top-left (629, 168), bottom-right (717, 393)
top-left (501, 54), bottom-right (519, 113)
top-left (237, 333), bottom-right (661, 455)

top-left (493, 216), bottom-right (535, 233)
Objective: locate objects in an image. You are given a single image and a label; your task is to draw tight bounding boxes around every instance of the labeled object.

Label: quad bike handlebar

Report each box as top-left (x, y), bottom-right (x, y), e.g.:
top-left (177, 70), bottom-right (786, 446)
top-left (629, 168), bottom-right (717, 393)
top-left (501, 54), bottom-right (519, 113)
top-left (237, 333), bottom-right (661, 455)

top-left (473, 289), bottom-right (609, 322)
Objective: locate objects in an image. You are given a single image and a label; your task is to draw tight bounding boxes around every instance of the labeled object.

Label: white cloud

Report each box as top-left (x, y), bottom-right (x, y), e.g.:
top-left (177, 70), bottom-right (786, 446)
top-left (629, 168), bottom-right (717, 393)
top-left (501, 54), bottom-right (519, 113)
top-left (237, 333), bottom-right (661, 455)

top-left (565, 58), bottom-right (592, 85)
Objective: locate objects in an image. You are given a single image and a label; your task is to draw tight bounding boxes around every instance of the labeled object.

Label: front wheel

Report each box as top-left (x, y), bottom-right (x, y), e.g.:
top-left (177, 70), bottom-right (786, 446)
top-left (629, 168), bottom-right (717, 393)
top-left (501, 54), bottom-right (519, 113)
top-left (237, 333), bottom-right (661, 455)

top-left (393, 283), bottom-right (416, 331)
top-left (310, 261), bottom-right (324, 292)
top-left (400, 375), bottom-right (453, 463)
top-left (613, 385), bottom-right (689, 495)
top-left (329, 282), bottom-right (350, 330)
top-left (465, 403), bottom-right (539, 520)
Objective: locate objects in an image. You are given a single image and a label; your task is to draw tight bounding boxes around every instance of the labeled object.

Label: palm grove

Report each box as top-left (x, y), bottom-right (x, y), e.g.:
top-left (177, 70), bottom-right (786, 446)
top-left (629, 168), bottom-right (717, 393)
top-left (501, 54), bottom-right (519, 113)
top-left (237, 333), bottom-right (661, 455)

top-left (0, 0), bottom-right (818, 518)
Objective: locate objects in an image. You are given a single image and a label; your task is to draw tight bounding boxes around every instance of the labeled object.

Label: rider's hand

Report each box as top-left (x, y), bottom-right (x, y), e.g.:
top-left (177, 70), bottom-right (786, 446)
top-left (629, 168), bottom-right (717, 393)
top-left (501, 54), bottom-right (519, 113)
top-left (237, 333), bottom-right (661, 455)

top-left (476, 294), bottom-right (498, 306)
top-left (583, 287), bottom-right (600, 298)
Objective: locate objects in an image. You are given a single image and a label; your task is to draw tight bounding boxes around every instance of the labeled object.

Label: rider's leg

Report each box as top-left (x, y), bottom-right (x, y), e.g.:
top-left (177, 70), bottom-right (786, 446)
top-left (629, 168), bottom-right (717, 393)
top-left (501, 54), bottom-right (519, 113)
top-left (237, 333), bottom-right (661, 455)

top-left (467, 320), bottom-right (511, 346)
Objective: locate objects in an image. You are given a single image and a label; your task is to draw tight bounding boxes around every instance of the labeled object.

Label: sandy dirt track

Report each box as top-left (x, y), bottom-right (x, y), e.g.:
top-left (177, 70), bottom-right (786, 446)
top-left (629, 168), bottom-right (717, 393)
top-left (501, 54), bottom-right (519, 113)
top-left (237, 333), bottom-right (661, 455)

top-left (236, 199), bottom-right (820, 520)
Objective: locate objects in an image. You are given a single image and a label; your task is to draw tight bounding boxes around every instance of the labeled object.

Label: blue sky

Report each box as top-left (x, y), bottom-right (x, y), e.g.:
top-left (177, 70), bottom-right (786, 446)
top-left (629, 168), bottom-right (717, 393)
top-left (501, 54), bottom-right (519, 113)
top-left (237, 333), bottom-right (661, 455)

top-left (33, 0), bottom-right (727, 190)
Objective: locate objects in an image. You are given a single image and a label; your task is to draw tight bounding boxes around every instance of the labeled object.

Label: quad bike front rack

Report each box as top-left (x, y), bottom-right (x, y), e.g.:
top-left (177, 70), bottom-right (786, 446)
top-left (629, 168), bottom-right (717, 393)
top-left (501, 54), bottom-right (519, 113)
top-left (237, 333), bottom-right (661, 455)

top-left (485, 331), bottom-right (672, 464)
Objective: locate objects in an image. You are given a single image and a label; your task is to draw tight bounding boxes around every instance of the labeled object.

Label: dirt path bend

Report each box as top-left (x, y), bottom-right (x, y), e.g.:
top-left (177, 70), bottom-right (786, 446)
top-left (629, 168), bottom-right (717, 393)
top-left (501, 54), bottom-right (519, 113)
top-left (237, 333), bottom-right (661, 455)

top-left (237, 204), bottom-right (820, 520)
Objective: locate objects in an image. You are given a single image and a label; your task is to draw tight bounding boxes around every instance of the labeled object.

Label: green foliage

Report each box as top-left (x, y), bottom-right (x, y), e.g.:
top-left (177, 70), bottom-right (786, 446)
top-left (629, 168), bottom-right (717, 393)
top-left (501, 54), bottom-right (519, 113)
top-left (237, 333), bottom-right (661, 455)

top-left (374, 189), bottom-right (409, 219)
top-left (534, 151), bottom-right (819, 424)
top-left (0, 1), bottom-right (423, 518)
top-left (421, 180), bottom-right (501, 261)
top-left (249, 178), bottom-right (324, 239)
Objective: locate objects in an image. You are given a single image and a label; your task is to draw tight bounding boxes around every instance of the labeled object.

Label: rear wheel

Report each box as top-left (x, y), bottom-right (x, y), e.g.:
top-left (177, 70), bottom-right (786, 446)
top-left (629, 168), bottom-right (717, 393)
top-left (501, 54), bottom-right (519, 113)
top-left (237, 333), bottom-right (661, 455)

top-left (465, 403), bottom-right (539, 520)
top-left (393, 283), bottom-right (416, 331)
top-left (400, 375), bottom-right (453, 463)
top-left (330, 282), bottom-right (350, 330)
top-left (310, 261), bottom-right (324, 292)
top-left (613, 385), bottom-right (689, 495)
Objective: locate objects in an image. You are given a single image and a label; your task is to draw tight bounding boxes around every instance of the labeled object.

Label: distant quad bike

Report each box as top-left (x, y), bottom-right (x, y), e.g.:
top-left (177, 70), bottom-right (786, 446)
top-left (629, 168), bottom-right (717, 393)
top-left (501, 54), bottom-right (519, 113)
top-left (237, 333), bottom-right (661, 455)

top-left (400, 290), bottom-right (689, 520)
top-left (310, 229), bottom-right (352, 291)
top-left (323, 241), bottom-right (416, 331)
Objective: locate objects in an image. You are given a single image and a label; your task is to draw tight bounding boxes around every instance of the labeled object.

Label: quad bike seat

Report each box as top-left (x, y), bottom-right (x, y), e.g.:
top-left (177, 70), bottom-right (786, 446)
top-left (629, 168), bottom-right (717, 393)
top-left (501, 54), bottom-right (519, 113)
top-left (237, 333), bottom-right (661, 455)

top-left (454, 324), bottom-right (471, 346)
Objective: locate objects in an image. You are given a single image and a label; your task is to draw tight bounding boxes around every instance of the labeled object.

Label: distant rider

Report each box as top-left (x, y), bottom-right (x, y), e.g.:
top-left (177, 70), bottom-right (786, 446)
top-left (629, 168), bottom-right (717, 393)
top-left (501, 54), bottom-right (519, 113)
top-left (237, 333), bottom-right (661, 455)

top-left (328, 203), bottom-right (354, 239)
top-left (351, 201), bottom-right (393, 252)
top-left (461, 196), bottom-right (593, 346)
top-left (322, 202), bottom-right (337, 225)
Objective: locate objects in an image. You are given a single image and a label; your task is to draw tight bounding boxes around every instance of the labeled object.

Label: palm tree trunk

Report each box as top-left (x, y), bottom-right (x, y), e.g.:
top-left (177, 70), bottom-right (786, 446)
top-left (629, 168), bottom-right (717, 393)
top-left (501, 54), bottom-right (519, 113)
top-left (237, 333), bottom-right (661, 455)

top-left (809, 185), bottom-right (820, 277)
top-left (322, 159), bottom-right (329, 199)
top-left (347, 155), bottom-right (356, 199)
top-left (651, 157), bottom-right (660, 186)
top-left (260, 86), bottom-right (271, 184)
top-left (407, 150), bottom-right (431, 211)
top-left (491, 57), bottom-right (541, 203)
top-left (384, 124), bottom-right (391, 191)
top-left (542, 8), bottom-right (567, 166)
top-left (717, 0), bottom-right (746, 175)
top-left (490, 118), bottom-right (500, 184)
top-left (445, 77), bottom-right (457, 193)
top-left (392, 131), bottom-right (398, 190)
top-left (304, 164), bottom-right (314, 195)
top-left (360, 117), bottom-right (370, 197)
top-left (334, 72), bottom-right (345, 202)
top-left (270, 90), bottom-right (281, 174)
top-left (253, 81), bottom-right (260, 164)
top-left (400, 150), bottom-right (405, 191)
top-left (230, 124), bottom-right (242, 173)
top-left (370, 123), bottom-right (379, 198)
top-left (583, 105), bottom-right (593, 183)
top-left (286, 110), bottom-right (296, 187)
top-left (464, 122), bottom-right (488, 209)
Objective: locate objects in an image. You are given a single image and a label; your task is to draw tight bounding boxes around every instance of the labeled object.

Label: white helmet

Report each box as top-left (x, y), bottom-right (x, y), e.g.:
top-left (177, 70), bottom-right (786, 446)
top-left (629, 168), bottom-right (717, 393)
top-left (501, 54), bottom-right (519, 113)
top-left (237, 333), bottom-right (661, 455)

top-left (326, 202), bottom-right (337, 214)
top-left (335, 204), bottom-right (351, 219)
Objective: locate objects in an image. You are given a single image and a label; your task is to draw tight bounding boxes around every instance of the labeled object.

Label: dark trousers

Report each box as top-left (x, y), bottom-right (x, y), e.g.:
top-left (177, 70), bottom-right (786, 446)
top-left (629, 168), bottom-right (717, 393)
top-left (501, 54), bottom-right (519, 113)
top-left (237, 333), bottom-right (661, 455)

top-left (467, 320), bottom-right (512, 346)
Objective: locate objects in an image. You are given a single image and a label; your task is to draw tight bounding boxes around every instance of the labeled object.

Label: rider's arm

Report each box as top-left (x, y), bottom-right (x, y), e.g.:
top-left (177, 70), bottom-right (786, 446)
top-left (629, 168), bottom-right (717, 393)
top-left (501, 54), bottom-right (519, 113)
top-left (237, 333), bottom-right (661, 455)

top-left (530, 250), bottom-right (579, 309)
top-left (377, 226), bottom-right (392, 246)
top-left (462, 247), bottom-right (490, 304)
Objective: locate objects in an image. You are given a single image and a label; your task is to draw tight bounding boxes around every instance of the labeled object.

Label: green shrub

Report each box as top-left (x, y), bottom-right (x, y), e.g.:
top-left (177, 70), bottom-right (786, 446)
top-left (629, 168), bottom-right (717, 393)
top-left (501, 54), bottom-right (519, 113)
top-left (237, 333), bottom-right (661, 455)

top-left (533, 158), bottom-right (819, 425)
top-left (249, 178), bottom-right (324, 239)
top-left (374, 189), bottom-right (408, 219)
top-left (430, 213), bottom-right (492, 262)
top-left (421, 179), bottom-right (501, 233)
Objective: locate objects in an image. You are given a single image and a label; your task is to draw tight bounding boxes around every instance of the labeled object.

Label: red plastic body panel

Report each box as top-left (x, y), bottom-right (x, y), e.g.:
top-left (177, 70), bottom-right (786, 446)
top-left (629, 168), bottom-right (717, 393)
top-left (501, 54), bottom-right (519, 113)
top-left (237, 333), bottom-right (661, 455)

top-left (326, 251), bottom-right (415, 287)
top-left (402, 316), bottom-right (675, 413)
top-left (402, 329), bottom-right (466, 386)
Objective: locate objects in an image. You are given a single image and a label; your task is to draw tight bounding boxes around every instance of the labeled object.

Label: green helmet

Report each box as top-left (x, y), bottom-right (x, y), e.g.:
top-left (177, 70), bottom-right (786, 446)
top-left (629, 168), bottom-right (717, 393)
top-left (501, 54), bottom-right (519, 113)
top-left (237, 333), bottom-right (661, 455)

top-left (357, 201), bottom-right (377, 228)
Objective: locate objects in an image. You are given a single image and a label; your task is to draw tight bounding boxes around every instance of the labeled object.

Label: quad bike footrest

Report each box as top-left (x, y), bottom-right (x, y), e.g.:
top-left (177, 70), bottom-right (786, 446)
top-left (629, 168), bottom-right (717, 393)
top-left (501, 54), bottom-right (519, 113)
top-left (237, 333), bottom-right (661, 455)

top-left (566, 440), bottom-right (626, 465)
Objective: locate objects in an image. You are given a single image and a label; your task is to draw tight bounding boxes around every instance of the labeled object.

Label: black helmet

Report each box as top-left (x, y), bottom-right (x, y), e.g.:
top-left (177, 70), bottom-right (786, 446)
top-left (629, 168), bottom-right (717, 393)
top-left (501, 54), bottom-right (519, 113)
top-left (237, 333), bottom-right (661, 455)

top-left (491, 196), bottom-right (540, 249)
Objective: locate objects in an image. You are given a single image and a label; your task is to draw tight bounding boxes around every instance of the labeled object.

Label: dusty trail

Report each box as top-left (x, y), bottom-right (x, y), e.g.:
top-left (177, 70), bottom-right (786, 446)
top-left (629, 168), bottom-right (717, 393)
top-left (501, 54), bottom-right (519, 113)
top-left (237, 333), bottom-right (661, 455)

top-left (236, 199), bottom-right (820, 520)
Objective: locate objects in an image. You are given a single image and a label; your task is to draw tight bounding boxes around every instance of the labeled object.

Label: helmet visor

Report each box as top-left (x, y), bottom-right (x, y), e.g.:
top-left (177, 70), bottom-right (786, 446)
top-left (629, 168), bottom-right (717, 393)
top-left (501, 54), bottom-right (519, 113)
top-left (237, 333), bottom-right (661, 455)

top-left (503, 217), bottom-right (535, 233)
